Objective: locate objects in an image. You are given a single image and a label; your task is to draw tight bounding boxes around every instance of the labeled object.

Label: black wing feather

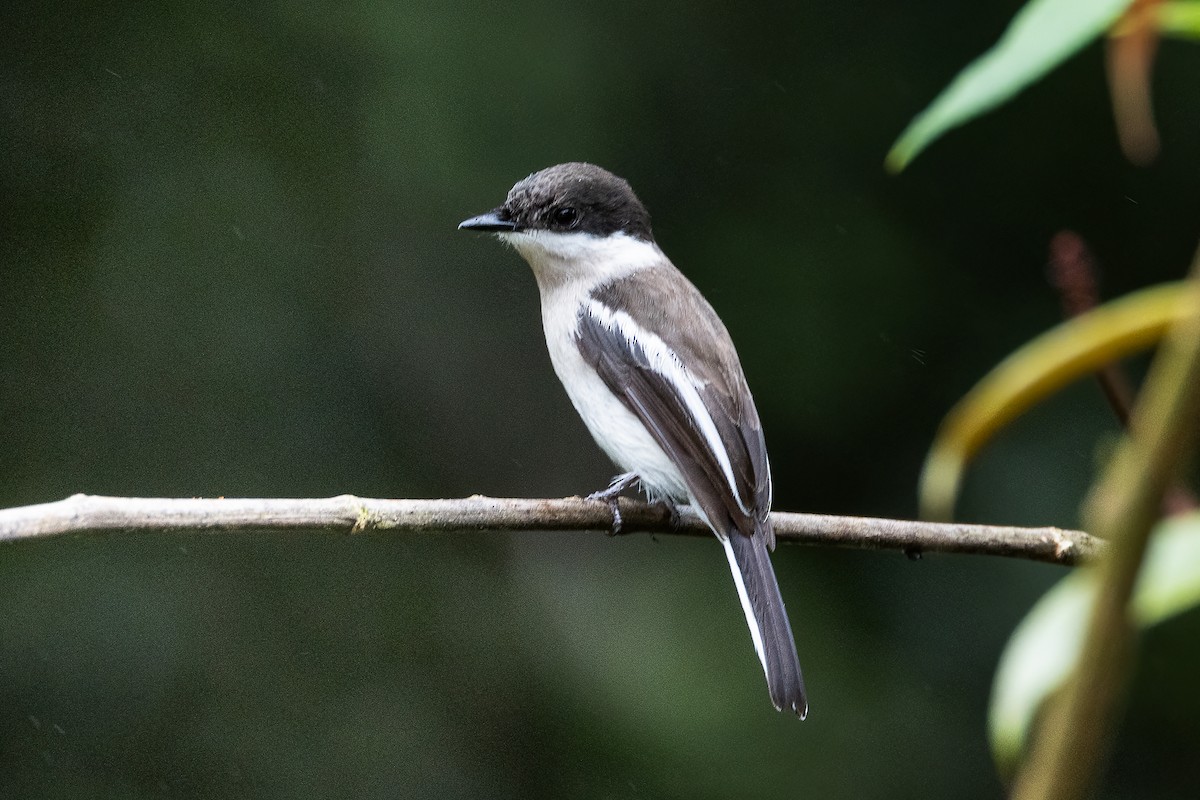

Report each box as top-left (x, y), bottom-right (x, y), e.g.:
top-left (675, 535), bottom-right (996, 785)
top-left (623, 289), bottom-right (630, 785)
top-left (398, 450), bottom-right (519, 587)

top-left (576, 311), bottom-right (750, 535)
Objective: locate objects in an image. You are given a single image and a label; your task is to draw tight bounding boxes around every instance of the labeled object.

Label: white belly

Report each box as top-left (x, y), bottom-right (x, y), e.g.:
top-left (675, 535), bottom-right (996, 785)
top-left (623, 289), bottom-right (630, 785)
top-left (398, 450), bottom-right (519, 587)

top-left (539, 286), bottom-right (688, 502)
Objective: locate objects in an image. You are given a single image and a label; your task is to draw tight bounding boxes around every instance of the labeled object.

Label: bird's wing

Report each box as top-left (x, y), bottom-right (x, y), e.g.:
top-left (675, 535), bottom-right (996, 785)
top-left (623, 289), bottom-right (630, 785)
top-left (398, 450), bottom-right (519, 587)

top-left (577, 272), bottom-right (772, 543)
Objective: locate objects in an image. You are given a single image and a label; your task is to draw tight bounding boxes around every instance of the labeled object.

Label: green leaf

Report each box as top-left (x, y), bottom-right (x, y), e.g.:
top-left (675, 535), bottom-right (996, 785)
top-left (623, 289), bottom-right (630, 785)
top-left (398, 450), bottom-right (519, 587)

top-left (1131, 513), bottom-right (1200, 623)
top-left (886, 0), bottom-right (1134, 173)
top-left (989, 512), bottom-right (1200, 774)
top-left (1158, 1), bottom-right (1200, 38)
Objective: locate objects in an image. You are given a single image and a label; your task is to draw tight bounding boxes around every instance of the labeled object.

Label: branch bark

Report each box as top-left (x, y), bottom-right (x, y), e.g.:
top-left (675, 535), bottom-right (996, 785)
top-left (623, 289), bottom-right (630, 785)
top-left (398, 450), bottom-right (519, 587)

top-left (0, 494), bottom-right (1100, 566)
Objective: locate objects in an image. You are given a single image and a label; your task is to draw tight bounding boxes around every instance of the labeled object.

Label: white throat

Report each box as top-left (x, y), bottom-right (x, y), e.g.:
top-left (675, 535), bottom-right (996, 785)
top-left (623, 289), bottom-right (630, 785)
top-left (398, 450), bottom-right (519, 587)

top-left (499, 229), bottom-right (664, 293)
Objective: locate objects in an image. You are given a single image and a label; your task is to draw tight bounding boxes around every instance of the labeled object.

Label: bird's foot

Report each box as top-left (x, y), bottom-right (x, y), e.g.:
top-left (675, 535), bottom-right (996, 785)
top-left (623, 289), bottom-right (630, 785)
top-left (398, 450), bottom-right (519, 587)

top-left (655, 499), bottom-right (683, 530)
top-left (587, 472), bottom-right (640, 535)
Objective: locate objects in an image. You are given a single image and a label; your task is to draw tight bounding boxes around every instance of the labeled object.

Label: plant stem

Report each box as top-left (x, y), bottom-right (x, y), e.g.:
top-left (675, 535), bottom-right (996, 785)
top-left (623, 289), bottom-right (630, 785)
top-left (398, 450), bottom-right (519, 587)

top-left (1011, 248), bottom-right (1200, 799)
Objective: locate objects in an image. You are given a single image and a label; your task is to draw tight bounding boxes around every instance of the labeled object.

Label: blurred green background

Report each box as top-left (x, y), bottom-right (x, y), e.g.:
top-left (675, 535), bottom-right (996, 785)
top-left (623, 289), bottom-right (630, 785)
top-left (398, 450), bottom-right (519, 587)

top-left (3, 1), bottom-right (1199, 797)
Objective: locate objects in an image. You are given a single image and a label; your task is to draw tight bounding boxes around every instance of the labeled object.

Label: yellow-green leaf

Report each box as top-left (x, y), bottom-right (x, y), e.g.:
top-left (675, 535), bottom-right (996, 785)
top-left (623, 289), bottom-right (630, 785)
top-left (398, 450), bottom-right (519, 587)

top-left (886, 0), bottom-right (1133, 173)
top-left (1158, 1), bottom-right (1200, 37)
top-left (919, 282), bottom-right (1195, 521)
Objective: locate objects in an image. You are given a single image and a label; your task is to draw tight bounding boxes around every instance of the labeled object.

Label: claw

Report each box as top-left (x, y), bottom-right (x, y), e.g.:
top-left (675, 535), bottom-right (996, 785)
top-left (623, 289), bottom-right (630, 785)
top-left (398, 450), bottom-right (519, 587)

top-left (659, 499), bottom-right (682, 529)
top-left (608, 497), bottom-right (624, 534)
top-left (587, 472), bottom-right (639, 535)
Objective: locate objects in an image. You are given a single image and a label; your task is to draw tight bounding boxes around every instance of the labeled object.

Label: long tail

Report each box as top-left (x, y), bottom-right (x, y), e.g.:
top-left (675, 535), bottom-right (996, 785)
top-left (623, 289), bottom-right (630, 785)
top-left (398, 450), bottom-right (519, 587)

top-left (720, 530), bottom-right (807, 718)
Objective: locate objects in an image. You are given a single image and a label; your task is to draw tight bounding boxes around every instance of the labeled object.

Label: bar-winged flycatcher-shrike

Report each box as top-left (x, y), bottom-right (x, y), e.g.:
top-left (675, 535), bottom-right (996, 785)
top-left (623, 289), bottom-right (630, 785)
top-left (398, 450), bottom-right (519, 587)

top-left (459, 162), bottom-right (806, 717)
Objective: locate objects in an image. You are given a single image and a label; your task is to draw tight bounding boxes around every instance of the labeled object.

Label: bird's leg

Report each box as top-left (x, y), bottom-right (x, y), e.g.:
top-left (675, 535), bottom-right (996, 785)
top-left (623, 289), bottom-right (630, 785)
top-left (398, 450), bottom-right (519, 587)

top-left (586, 471), bottom-right (640, 534)
top-left (656, 499), bottom-right (683, 530)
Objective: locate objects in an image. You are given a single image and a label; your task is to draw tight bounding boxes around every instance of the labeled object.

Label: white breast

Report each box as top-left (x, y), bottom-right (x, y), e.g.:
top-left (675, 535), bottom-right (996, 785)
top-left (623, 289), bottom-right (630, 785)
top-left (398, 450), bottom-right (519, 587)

top-left (505, 229), bottom-right (690, 502)
top-left (538, 280), bottom-right (689, 502)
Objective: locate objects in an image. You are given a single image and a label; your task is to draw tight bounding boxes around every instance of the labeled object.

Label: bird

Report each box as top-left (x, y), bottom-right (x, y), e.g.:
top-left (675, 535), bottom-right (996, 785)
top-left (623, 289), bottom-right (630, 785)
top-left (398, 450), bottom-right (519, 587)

top-left (459, 162), bottom-right (806, 717)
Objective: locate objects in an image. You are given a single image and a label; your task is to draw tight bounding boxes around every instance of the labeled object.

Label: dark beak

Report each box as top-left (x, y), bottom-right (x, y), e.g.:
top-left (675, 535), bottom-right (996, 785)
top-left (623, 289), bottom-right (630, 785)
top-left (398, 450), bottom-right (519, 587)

top-left (458, 210), bottom-right (519, 232)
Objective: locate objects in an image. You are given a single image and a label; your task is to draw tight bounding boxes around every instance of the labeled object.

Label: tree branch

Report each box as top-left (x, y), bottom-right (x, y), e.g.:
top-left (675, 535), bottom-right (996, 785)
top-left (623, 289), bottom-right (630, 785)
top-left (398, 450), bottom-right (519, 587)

top-left (0, 494), bottom-right (1100, 566)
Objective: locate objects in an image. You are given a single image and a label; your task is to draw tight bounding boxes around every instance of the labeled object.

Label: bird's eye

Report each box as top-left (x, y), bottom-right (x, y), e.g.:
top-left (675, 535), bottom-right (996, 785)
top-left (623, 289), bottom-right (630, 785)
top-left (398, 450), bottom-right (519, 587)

top-left (553, 206), bottom-right (579, 226)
